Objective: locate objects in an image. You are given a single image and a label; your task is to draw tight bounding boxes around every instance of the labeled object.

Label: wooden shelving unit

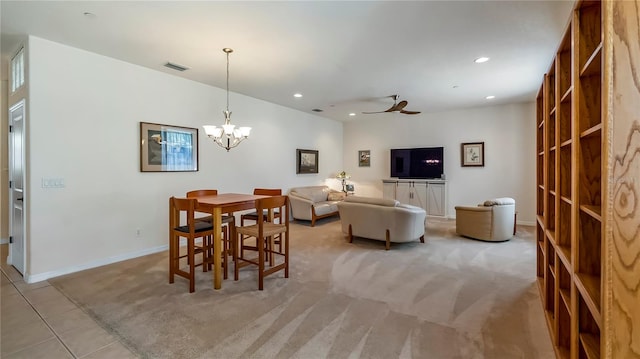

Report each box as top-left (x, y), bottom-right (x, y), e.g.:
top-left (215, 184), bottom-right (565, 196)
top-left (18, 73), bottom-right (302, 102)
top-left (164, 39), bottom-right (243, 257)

top-left (540, 1), bottom-right (640, 358)
top-left (535, 1), bottom-right (609, 358)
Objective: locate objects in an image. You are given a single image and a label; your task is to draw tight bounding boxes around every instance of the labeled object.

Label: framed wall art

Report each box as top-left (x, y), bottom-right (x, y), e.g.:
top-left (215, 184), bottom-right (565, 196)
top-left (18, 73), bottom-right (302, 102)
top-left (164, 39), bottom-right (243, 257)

top-left (461, 142), bottom-right (485, 167)
top-left (140, 122), bottom-right (198, 172)
top-left (296, 149), bottom-right (319, 174)
top-left (358, 150), bottom-right (371, 167)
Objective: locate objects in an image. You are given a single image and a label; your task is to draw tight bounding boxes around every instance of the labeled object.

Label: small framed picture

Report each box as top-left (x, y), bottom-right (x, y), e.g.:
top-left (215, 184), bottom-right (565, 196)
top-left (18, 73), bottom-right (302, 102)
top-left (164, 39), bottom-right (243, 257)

top-left (140, 122), bottom-right (198, 172)
top-left (358, 150), bottom-right (371, 167)
top-left (296, 149), bottom-right (319, 174)
top-left (461, 142), bottom-right (485, 167)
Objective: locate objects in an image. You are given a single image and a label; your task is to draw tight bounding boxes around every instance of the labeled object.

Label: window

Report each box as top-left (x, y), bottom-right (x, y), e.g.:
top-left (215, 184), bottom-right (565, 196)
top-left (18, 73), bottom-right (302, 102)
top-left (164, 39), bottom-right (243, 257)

top-left (11, 47), bottom-right (24, 92)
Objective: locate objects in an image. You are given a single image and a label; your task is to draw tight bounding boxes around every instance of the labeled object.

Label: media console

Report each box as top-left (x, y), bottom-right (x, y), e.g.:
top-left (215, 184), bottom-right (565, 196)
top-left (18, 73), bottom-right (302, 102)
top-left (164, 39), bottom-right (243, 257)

top-left (382, 179), bottom-right (447, 217)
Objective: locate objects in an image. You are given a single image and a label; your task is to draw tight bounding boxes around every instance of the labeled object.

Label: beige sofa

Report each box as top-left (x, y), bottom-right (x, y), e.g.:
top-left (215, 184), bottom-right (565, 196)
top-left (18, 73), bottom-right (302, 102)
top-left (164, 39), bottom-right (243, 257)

top-left (289, 186), bottom-right (345, 226)
top-left (455, 197), bottom-right (516, 242)
top-left (337, 196), bottom-right (426, 250)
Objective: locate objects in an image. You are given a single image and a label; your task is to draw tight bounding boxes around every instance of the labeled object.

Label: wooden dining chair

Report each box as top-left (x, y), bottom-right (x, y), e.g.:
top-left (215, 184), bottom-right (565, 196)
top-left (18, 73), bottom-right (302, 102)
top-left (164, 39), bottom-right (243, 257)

top-left (234, 195), bottom-right (290, 290)
top-left (169, 196), bottom-right (216, 293)
top-left (240, 188), bottom-right (283, 262)
top-left (186, 189), bottom-right (235, 279)
top-left (240, 188), bottom-right (283, 225)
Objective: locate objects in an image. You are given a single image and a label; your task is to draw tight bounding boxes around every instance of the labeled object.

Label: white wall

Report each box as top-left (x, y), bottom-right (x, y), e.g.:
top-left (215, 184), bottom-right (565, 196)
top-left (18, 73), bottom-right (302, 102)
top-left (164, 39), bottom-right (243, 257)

top-left (342, 102), bottom-right (536, 224)
top-left (25, 36), bottom-right (343, 281)
top-left (21, 35), bottom-right (536, 281)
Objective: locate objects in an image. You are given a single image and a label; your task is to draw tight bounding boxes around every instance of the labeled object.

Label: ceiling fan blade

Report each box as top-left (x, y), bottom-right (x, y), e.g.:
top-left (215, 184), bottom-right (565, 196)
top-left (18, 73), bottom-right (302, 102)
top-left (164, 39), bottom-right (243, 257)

top-left (362, 111), bottom-right (387, 114)
top-left (400, 109), bottom-right (421, 115)
top-left (393, 100), bottom-right (408, 111)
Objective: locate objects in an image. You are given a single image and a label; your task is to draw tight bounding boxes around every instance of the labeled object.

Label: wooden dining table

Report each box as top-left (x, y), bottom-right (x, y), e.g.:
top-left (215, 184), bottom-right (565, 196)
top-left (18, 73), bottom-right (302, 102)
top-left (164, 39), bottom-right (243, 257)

top-left (193, 193), bottom-right (269, 289)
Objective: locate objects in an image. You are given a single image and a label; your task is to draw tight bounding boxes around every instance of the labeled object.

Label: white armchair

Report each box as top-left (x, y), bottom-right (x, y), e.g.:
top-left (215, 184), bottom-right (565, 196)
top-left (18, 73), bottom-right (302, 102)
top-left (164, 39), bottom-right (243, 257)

top-left (455, 197), bottom-right (515, 242)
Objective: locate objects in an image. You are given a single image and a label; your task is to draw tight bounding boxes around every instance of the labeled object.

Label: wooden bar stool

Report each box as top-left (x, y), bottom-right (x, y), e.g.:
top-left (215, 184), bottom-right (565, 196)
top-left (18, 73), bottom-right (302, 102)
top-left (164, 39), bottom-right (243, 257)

top-left (168, 197), bottom-right (216, 293)
top-left (186, 189), bottom-right (235, 279)
top-left (234, 195), bottom-right (290, 290)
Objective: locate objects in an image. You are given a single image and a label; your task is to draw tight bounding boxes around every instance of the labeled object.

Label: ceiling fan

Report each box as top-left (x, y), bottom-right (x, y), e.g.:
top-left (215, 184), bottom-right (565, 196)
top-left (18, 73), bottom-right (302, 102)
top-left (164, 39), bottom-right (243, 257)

top-left (362, 95), bottom-right (421, 115)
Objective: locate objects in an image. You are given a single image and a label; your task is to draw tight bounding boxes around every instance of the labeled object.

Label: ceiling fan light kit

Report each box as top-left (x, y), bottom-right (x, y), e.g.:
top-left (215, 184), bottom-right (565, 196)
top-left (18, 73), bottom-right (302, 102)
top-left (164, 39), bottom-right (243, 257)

top-left (362, 94), bottom-right (421, 115)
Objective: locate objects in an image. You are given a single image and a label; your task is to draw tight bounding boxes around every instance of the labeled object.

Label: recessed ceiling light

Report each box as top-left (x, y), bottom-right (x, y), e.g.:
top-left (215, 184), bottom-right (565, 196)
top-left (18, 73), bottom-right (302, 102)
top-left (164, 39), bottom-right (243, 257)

top-left (486, 95), bottom-right (496, 100)
top-left (474, 57), bottom-right (490, 63)
top-left (293, 93), bottom-right (303, 98)
top-left (348, 113), bottom-right (356, 117)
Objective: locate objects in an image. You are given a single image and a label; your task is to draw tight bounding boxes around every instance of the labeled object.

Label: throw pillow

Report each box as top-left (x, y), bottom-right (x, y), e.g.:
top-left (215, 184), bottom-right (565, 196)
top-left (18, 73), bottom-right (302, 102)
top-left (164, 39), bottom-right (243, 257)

top-left (327, 192), bottom-right (346, 201)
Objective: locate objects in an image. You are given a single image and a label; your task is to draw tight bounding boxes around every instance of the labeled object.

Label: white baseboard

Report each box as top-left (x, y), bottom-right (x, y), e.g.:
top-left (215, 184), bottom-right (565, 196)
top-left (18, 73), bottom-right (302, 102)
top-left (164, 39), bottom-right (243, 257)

top-left (25, 245), bottom-right (168, 284)
top-left (437, 216), bottom-right (535, 227)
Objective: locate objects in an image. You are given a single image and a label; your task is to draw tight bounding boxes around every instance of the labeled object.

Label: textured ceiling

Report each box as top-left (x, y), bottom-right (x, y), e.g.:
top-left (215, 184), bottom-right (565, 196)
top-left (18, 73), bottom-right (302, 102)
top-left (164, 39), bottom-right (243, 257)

top-left (1, 1), bottom-right (574, 122)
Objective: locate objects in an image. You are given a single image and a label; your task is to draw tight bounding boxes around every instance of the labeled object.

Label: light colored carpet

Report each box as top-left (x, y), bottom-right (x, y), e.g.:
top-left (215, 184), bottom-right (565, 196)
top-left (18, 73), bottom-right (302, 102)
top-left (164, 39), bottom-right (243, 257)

top-left (49, 217), bottom-right (553, 359)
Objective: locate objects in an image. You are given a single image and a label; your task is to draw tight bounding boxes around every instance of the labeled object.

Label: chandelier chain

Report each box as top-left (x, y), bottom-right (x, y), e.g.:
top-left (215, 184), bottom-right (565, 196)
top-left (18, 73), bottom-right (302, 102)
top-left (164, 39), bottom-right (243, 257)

top-left (226, 50), bottom-right (230, 112)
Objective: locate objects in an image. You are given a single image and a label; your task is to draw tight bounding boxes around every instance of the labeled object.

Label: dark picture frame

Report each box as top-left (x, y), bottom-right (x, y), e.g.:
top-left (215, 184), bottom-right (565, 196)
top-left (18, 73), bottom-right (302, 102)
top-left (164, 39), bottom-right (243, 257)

top-left (140, 122), bottom-right (198, 172)
top-left (296, 149), bottom-right (319, 174)
top-left (461, 142), bottom-right (485, 167)
top-left (358, 150), bottom-right (371, 167)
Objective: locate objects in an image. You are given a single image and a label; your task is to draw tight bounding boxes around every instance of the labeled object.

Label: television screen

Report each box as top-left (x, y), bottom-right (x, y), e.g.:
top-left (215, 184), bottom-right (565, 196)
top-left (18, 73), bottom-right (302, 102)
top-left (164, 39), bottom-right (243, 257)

top-left (390, 147), bottom-right (444, 179)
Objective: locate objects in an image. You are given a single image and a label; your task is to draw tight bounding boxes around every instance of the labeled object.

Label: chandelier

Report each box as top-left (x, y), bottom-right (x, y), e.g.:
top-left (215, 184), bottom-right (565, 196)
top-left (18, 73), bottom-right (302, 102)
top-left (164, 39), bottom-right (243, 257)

top-left (203, 48), bottom-right (251, 151)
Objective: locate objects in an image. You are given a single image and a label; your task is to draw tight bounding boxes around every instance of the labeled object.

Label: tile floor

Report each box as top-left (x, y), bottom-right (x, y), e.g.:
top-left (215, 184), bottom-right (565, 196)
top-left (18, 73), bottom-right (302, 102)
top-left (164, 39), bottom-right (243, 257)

top-left (0, 244), bottom-right (138, 358)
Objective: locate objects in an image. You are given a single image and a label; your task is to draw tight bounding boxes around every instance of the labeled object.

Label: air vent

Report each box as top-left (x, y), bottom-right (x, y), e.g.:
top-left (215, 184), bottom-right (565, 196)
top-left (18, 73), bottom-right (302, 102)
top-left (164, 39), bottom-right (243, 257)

top-left (164, 62), bottom-right (189, 72)
top-left (311, 108), bottom-right (323, 112)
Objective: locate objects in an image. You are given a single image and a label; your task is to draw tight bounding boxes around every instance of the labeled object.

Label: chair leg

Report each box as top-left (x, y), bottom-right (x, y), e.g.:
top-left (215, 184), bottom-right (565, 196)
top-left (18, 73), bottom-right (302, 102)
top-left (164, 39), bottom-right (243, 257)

top-left (188, 237), bottom-right (195, 293)
top-left (420, 235), bottom-right (425, 243)
top-left (258, 235), bottom-right (265, 290)
top-left (284, 232), bottom-right (289, 278)
top-left (223, 227), bottom-right (228, 280)
top-left (385, 229), bottom-right (390, 251)
top-left (348, 224), bottom-right (353, 243)
top-left (234, 229), bottom-right (240, 281)
top-left (169, 235), bottom-right (176, 284)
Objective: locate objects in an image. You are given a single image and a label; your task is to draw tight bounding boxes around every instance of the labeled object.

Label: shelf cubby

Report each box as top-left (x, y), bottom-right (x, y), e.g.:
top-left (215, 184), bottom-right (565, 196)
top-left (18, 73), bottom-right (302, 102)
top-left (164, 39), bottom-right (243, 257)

top-left (548, 69), bottom-right (556, 112)
top-left (559, 145), bottom-right (572, 199)
top-left (549, 112), bottom-right (557, 152)
top-left (558, 28), bottom-right (572, 98)
top-left (557, 288), bottom-right (572, 358)
top-left (557, 199), bottom-right (572, 263)
top-left (578, 71), bottom-right (602, 133)
top-left (558, 260), bottom-right (572, 312)
top-left (577, 291), bottom-right (601, 359)
top-left (577, 209), bottom-right (602, 314)
top-left (547, 192), bottom-right (556, 234)
top-left (559, 99), bottom-right (572, 144)
top-left (577, 0), bottom-right (602, 72)
top-left (578, 133), bottom-right (602, 208)
top-left (537, 237), bottom-right (545, 279)
top-left (548, 148), bottom-right (556, 192)
top-left (545, 244), bottom-right (556, 322)
top-left (537, 184), bottom-right (544, 216)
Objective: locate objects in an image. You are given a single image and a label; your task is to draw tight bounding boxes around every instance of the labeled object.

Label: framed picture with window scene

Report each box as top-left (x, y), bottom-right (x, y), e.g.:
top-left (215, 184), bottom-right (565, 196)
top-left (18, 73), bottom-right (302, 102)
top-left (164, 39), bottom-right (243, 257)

top-left (140, 122), bottom-right (198, 172)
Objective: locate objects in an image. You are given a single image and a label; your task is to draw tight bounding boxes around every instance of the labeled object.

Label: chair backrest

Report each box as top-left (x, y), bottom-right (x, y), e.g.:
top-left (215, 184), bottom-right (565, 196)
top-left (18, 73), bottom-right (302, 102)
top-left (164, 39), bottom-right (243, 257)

top-left (253, 188), bottom-right (282, 196)
top-left (186, 189), bottom-right (218, 198)
top-left (255, 195), bottom-right (289, 225)
top-left (169, 196), bottom-right (199, 234)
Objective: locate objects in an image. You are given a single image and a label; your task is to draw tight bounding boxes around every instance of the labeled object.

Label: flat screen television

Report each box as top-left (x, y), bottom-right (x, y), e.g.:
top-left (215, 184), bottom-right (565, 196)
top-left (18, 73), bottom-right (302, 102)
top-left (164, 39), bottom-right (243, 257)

top-left (390, 147), bottom-right (444, 179)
